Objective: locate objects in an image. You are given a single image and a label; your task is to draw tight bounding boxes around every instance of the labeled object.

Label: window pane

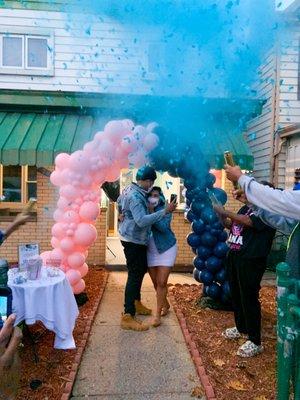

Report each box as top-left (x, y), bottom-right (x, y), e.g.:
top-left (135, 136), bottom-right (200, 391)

top-left (27, 183), bottom-right (37, 201)
top-left (27, 166), bottom-right (37, 181)
top-left (27, 38), bottom-right (47, 68)
top-left (2, 37), bottom-right (23, 67)
top-left (2, 166), bottom-right (21, 202)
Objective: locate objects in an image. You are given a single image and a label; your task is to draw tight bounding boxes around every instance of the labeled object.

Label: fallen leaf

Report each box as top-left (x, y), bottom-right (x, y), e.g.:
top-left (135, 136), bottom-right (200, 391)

top-left (226, 380), bottom-right (248, 391)
top-left (213, 359), bottom-right (226, 367)
top-left (191, 386), bottom-right (205, 398)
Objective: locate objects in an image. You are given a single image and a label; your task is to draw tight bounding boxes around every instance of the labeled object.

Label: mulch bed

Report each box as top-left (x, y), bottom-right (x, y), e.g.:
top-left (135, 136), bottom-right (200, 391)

top-left (15, 266), bottom-right (108, 400)
top-left (171, 284), bottom-right (276, 400)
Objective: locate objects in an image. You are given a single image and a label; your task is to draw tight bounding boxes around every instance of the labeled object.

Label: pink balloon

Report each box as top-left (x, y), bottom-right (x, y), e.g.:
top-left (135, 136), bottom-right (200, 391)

top-left (63, 210), bottom-right (80, 225)
top-left (69, 151), bottom-right (89, 172)
top-left (104, 120), bottom-right (125, 142)
top-left (60, 184), bottom-right (79, 200)
top-left (53, 209), bottom-right (64, 223)
top-left (60, 237), bottom-right (75, 254)
top-left (57, 197), bottom-right (71, 210)
top-left (55, 153), bottom-right (70, 170)
top-left (121, 135), bottom-right (136, 153)
top-left (98, 139), bottom-right (115, 159)
top-left (143, 133), bottom-right (159, 152)
top-left (67, 252), bottom-right (85, 269)
top-left (52, 223), bottom-right (66, 239)
top-left (105, 164), bottom-right (121, 182)
top-left (51, 248), bottom-right (64, 263)
top-left (50, 171), bottom-right (64, 186)
top-left (79, 201), bottom-right (100, 222)
top-left (40, 251), bottom-right (51, 264)
top-left (51, 237), bottom-right (60, 248)
top-left (78, 263), bottom-right (89, 278)
top-left (66, 269), bottom-right (81, 286)
top-left (72, 279), bottom-right (86, 294)
top-left (66, 229), bottom-right (75, 237)
top-left (74, 223), bottom-right (97, 247)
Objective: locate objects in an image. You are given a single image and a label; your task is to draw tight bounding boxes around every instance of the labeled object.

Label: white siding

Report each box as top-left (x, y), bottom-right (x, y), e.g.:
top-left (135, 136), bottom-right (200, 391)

top-left (245, 51), bottom-right (277, 181)
top-left (276, 31), bottom-right (300, 186)
top-left (0, 8), bottom-right (160, 94)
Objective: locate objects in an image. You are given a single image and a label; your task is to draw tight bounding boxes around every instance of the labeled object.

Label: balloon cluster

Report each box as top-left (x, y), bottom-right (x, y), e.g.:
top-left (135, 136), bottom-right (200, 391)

top-left (44, 120), bottom-right (159, 293)
top-left (186, 186), bottom-right (231, 304)
top-left (149, 128), bottom-right (230, 304)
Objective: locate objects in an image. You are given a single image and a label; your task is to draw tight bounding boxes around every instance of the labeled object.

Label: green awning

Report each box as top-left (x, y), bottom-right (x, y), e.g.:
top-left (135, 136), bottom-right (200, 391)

top-left (0, 111), bottom-right (110, 166)
top-left (0, 109), bottom-right (253, 169)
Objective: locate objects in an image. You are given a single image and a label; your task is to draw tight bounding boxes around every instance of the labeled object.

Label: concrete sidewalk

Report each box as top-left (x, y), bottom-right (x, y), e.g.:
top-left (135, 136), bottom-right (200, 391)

top-left (72, 272), bottom-right (202, 400)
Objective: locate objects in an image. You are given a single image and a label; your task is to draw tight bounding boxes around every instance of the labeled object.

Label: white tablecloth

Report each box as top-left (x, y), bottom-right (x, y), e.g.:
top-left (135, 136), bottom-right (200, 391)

top-left (8, 268), bottom-right (79, 350)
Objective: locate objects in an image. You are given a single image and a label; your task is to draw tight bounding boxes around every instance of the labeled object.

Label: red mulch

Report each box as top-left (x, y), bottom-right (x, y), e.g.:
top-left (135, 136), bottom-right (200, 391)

top-left (15, 266), bottom-right (108, 400)
top-left (171, 284), bottom-right (276, 400)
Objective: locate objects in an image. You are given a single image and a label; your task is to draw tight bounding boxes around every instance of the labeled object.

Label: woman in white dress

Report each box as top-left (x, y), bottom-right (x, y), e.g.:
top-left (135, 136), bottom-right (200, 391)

top-left (147, 187), bottom-right (178, 327)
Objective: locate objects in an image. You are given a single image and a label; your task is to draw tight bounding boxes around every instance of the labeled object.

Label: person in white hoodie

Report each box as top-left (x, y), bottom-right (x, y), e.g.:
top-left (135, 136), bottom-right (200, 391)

top-left (225, 165), bottom-right (300, 279)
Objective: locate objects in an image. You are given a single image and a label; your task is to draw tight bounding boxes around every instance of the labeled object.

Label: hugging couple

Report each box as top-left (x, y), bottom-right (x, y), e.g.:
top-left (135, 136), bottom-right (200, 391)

top-left (117, 166), bottom-right (177, 331)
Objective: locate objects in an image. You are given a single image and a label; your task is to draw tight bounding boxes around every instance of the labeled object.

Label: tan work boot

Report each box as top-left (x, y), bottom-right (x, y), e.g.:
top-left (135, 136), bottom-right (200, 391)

top-left (121, 313), bottom-right (149, 331)
top-left (135, 300), bottom-right (152, 315)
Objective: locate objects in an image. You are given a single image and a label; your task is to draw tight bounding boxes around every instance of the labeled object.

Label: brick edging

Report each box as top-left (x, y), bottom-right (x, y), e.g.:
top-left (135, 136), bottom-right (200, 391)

top-left (60, 271), bottom-right (109, 400)
top-left (168, 284), bottom-right (217, 400)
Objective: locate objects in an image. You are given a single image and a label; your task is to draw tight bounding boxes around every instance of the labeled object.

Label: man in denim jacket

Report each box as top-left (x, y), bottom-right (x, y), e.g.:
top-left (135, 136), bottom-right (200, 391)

top-left (117, 166), bottom-right (176, 331)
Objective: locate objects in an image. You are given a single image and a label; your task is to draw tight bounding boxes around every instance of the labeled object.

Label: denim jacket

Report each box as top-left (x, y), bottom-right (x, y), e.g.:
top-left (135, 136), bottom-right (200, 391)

top-left (117, 183), bottom-right (165, 245)
top-left (151, 203), bottom-right (177, 254)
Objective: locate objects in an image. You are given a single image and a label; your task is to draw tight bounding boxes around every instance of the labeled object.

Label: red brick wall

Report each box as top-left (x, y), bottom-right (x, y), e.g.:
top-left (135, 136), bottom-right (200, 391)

top-left (0, 169), bottom-right (107, 265)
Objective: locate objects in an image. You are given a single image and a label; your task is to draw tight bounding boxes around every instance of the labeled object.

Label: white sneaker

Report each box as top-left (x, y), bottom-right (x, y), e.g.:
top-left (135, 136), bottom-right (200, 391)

top-left (237, 340), bottom-right (263, 358)
top-left (222, 327), bottom-right (242, 339)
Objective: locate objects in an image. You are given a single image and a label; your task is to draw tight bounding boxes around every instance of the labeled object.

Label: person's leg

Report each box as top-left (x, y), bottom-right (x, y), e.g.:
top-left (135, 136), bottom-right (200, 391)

top-left (153, 267), bottom-right (171, 327)
top-left (122, 242), bottom-right (147, 315)
top-left (148, 267), bottom-right (158, 291)
top-left (238, 258), bottom-right (266, 346)
top-left (134, 246), bottom-right (152, 315)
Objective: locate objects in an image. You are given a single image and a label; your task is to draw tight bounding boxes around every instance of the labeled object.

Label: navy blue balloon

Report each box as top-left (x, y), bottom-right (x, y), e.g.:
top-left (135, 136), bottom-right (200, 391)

top-left (218, 231), bottom-right (228, 242)
top-left (210, 228), bottom-right (222, 237)
top-left (200, 232), bottom-right (218, 248)
top-left (206, 173), bottom-right (216, 189)
top-left (199, 270), bottom-right (214, 285)
top-left (193, 268), bottom-right (201, 283)
top-left (214, 242), bottom-right (229, 258)
top-left (206, 256), bottom-right (222, 273)
top-left (210, 187), bottom-right (228, 206)
top-left (212, 221), bottom-right (224, 230)
top-left (186, 210), bottom-right (197, 223)
top-left (187, 233), bottom-right (202, 248)
top-left (197, 246), bottom-right (212, 260)
top-left (201, 208), bottom-right (218, 225)
top-left (184, 178), bottom-right (197, 190)
top-left (207, 283), bottom-right (222, 299)
top-left (193, 256), bottom-right (206, 271)
top-left (203, 285), bottom-right (209, 296)
top-left (192, 219), bottom-right (205, 235)
top-left (191, 201), bottom-right (204, 217)
top-left (215, 268), bottom-right (227, 283)
top-left (186, 199), bottom-right (191, 207)
top-left (186, 190), bottom-right (195, 202)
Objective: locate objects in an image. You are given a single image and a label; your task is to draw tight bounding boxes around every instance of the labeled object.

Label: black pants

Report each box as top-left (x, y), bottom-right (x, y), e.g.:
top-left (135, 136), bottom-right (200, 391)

top-left (226, 251), bottom-right (267, 346)
top-left (121, 241), bottom-right (148, 316)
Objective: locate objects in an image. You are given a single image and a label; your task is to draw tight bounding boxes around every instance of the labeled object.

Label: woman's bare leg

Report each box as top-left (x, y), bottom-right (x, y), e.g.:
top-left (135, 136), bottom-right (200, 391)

top-left (148, 267), bottom-right (158, 291)
top-left (153, 267), bottom-right (171, 327)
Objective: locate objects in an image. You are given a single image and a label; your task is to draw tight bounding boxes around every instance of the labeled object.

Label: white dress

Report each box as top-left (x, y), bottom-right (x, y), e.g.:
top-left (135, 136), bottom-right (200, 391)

top-left (147, 236), bottom-right (178, 267)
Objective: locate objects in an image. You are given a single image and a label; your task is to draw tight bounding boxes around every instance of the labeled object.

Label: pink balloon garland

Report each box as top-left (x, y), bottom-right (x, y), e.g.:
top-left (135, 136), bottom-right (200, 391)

top-left (43, 120), bottom-right (159, 293)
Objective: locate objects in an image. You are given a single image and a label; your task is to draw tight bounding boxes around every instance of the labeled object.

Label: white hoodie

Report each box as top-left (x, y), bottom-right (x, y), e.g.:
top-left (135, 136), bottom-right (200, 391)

top-left (238, 175), bottom-right (300, 219)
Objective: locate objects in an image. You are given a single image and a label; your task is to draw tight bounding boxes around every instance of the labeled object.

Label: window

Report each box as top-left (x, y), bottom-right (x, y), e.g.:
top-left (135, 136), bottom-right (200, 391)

top-left (0, 27), bottom-right (54, 76)
top-left (0, 166), bottom-right (37, 207)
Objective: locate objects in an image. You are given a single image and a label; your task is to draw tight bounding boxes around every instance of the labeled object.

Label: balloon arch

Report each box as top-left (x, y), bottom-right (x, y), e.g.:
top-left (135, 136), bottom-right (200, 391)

top-left (44, 119), bottom-right (231, 304)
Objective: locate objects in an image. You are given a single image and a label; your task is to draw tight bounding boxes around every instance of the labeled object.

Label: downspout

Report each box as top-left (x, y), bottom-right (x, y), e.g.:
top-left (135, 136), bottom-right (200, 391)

top-left (270, 45), bottom-right (281, 186)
